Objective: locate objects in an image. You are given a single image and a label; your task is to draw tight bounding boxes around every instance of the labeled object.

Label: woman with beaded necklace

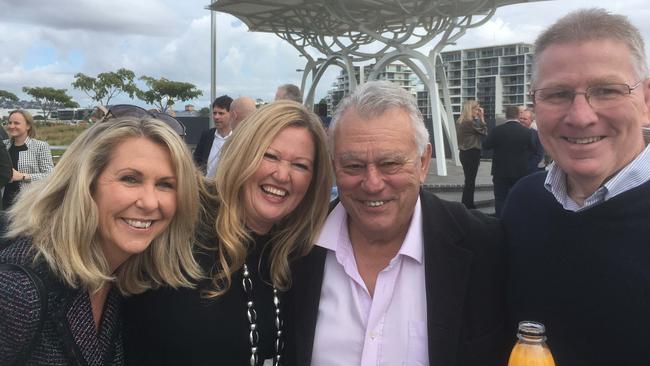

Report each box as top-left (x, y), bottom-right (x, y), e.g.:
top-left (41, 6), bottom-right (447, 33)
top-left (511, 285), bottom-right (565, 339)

top-left (123, 100), bottom-right (333, 365)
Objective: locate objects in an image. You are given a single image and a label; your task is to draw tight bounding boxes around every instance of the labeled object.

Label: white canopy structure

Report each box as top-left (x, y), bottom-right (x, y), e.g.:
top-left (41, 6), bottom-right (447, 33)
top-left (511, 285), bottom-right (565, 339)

top-left (208, 0), bottom-right (543, 175)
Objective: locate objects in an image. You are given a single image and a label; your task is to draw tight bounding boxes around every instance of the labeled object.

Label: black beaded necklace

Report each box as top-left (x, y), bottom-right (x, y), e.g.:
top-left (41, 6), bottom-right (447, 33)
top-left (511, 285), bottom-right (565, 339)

top-left (241, 263), bottom-right (283, 366)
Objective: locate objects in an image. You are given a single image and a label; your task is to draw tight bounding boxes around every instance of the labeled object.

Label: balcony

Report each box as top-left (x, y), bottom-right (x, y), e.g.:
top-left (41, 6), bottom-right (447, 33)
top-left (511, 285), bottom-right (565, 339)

top-left (501, 59), bottom-right (524, 66)
top-left (478, 68), bottom-right (498, 77)
top-left (478, 60), bottom-right (499, 68)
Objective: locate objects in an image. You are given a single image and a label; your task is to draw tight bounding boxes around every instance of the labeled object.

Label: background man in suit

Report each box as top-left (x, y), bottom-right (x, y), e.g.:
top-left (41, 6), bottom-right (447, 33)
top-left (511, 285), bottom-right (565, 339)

top-left (193, 95), bottom-right (232, 177)
top-left (483, 105), bottom-right (534, 216)
top-left (519, 107), bottom-right (546, 174)
top-left (503, 8), bottom-right (650, 365)
top-left (287, 81), bottom-right (508, 366)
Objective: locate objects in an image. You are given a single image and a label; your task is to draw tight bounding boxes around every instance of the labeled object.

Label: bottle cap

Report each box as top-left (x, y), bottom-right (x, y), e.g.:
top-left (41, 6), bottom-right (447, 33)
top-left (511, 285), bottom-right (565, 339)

top-left (518, 321), bottom-right (546, 336)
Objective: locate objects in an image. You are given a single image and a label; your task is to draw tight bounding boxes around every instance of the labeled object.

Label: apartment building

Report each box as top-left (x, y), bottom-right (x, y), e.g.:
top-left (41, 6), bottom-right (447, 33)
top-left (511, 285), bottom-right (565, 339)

top-left (416, 43), bottom-right (534, 125)
top-left (327, 62), bottom-right (414, 114)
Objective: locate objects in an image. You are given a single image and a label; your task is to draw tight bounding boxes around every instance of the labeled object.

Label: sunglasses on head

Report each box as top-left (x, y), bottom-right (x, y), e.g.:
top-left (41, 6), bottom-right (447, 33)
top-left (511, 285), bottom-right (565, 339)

top-left (89, 104), bottom-right (186, 137)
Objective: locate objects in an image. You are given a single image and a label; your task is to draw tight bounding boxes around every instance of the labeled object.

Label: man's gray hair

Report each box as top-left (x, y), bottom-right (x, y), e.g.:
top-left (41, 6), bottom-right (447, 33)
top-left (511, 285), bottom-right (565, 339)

top-left (533, 8), bottom-right (648, 83)
top-left (329, 80), bottom-right (430, 155)
top-left (276, 84), bottom-right (303, 103)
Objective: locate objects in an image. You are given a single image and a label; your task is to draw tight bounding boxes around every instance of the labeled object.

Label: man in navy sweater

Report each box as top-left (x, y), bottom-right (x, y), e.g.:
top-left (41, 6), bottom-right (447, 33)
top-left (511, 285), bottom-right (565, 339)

top-left (503, 8), bottom-right (650, 366)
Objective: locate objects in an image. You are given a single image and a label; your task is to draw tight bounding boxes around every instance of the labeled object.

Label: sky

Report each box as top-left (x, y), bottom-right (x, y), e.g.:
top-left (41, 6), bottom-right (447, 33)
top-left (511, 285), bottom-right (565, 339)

top-left (1, 0), bottom-right (650, 111)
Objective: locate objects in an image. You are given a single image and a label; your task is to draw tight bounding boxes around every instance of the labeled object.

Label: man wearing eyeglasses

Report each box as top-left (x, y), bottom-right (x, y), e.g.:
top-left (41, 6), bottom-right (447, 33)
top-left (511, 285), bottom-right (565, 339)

top-left (503, 8), bottom-right (650, 366)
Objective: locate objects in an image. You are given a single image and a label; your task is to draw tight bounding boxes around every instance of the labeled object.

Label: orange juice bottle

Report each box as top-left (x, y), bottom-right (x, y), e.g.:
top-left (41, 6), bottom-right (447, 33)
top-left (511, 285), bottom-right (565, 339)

top-left (508, 321), bottom-right (556, 366)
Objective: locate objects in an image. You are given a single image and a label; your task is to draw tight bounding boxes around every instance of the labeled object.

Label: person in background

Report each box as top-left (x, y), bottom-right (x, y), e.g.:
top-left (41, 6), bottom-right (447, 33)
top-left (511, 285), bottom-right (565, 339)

top-left (0, 116), bottom-right (202, 365)
top-left (193, 95), bottom-right (233, 178)
top-left (483, 105), bottom-right (534, 217)
top-left (3, 110), bottom-right (54, 209)
top-left (229, 96), bottom-right (257, 129)
top-left (0, 124), bottom-right (8, 141)
top-left (0, 141), bottom-right (11, 210)
top-left (275, 84), bottom-right (303, 103)
top-left (123, 101), bottom-right (333, 366)
top-left (456, 100), bottom-right (488, 209)
top-left (504, 8), bottom-right (650, 365)
top-left (518, 107), bottom-right (546, 174)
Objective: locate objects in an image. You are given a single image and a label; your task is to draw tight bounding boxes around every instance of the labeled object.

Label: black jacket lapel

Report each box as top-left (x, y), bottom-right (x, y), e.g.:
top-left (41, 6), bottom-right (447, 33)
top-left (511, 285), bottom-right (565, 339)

top-left (290, 246), bottom-right (327, 366)
top-left (420, 191), bottom-right (474, 366)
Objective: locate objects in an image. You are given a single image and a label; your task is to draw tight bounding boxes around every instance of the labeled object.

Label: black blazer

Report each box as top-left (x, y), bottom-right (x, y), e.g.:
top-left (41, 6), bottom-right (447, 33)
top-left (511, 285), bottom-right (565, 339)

top-left (0, 145), bottom-right (11, 186)
top-left (285, 190), bottom-right (509, 366)
top-left (193, 127), bottom-right (217, 171)
top-left (483, 120), bottom-right (533, 179)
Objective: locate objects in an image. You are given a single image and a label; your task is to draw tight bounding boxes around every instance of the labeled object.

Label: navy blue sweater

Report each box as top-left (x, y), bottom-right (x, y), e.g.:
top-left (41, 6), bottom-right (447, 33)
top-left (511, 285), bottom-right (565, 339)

top-left (502, 172), bottom-right (650, 366)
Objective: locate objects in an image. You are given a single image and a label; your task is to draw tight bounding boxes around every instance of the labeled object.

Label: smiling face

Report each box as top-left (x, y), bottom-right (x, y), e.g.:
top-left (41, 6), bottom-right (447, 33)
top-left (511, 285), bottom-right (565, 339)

top-left (7, 112), bottom-right (31, 141)
top-left (535, 39), bottom-right (650, 192)
top-left (93, 137), bottom-right (178, 271)
top-left (333, 107), bottom-right (431, 243)
top-left (242, 126), bottom-right (315, 234)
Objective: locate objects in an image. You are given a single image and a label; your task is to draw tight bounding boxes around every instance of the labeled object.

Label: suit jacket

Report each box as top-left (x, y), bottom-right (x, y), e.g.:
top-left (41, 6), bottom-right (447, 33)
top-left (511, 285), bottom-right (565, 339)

top-left (483, 120), bottom-right (533, 179)
top-left (0, 145), bottom-right (11, 187)
top-left (192, 127), bottom-right (217, 171)
top-left (527, 129), bottom-right (545, 173)
top-left (286, 190), bottom-right (509, 366)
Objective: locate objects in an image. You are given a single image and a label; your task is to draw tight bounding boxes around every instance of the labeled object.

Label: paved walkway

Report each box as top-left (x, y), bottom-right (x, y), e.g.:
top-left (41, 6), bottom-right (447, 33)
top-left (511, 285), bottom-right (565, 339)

top-left (424, 159), bottom-right (492, 187)
top-left (424, 159), bottom-right (495, 214)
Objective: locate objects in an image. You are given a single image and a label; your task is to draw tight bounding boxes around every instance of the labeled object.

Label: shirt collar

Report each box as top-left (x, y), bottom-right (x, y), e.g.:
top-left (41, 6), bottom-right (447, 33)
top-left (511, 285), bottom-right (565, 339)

top-left (214, 129), bottom-right (231, 139)
top-left (544, 144), bottom-right (650, 211)
top-left (316, 197), bottom-right (424, 264)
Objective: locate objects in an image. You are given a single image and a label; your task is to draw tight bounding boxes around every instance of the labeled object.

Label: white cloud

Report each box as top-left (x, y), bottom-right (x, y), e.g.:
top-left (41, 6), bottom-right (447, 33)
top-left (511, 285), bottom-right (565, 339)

top-left (0, 0), bottom-right (179, 36)
top-left (2, 0), bottom-right (650, 112)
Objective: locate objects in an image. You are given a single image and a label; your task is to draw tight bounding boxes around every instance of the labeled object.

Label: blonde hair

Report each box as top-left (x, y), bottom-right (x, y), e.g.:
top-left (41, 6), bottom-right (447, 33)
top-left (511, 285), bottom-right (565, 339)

top-left (203, 100), bottom-right (333, 297)
top-left (5, 117), bottom-right (202, 295)
top-left (457, 100), bottom-right (480, 126)
top-left (8, 109), bottom-right (36, 138)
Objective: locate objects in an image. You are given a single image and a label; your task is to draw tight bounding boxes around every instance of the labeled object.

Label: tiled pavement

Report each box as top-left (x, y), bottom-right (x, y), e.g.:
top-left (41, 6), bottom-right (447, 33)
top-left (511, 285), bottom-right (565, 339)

top-left (423, 159), bottom-right (495, 214)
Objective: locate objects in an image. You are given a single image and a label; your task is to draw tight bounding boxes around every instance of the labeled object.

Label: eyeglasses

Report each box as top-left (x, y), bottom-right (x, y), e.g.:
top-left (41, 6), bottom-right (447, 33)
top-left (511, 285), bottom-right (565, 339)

top-left (531, 81), bottom-right (643, 110)
top-left (89, 104), bottom-right (186, 137)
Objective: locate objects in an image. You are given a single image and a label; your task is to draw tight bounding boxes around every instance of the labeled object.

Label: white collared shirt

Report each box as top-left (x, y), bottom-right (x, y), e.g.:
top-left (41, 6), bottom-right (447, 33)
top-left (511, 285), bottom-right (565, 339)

top-left (205, 130), bottom-right (231, 178)
top-left (311, 198), bottom-right (429, 366)
top-left (544, 144), bottom-right (650, 211)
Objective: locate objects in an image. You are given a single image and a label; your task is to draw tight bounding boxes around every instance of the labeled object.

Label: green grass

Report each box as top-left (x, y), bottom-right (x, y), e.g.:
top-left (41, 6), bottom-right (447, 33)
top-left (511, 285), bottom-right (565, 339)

top-left (50, 148), bottom-right (67, 164)
top-left (35, 123), bottom-right (89, 146)
top-left (0, 122), bottom-right (89, 164)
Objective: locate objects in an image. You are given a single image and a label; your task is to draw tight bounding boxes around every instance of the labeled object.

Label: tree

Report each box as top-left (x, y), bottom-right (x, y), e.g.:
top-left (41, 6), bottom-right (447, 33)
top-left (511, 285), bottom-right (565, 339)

top-left (22, 87), bottom-right (79, 122)
top-left (136, 76), bottom-right (202, 113)
top-left (0, 90), bottom-right (19, 104)
top-left (199, 107), bottom-right (211, 118)
top-left (71, 68), bottom-right (138, 106)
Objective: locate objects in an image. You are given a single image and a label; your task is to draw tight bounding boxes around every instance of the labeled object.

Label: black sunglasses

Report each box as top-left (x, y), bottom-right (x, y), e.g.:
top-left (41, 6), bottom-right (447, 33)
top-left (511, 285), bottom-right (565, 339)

top-left (90, 104), bottom-right (186, 137)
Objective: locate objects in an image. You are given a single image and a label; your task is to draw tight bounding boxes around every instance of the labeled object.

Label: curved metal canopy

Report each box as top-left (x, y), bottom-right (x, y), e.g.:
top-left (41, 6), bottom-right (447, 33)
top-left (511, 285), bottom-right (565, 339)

top-left (209, 0), bottom-right (546, 175)
top-left (210, 0), bottom-right (537, 35)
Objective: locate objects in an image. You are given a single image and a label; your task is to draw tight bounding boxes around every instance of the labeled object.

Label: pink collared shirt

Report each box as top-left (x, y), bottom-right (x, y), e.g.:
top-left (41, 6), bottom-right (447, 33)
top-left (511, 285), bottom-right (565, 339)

top-left (311, 198), bottom-right (429, 366)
